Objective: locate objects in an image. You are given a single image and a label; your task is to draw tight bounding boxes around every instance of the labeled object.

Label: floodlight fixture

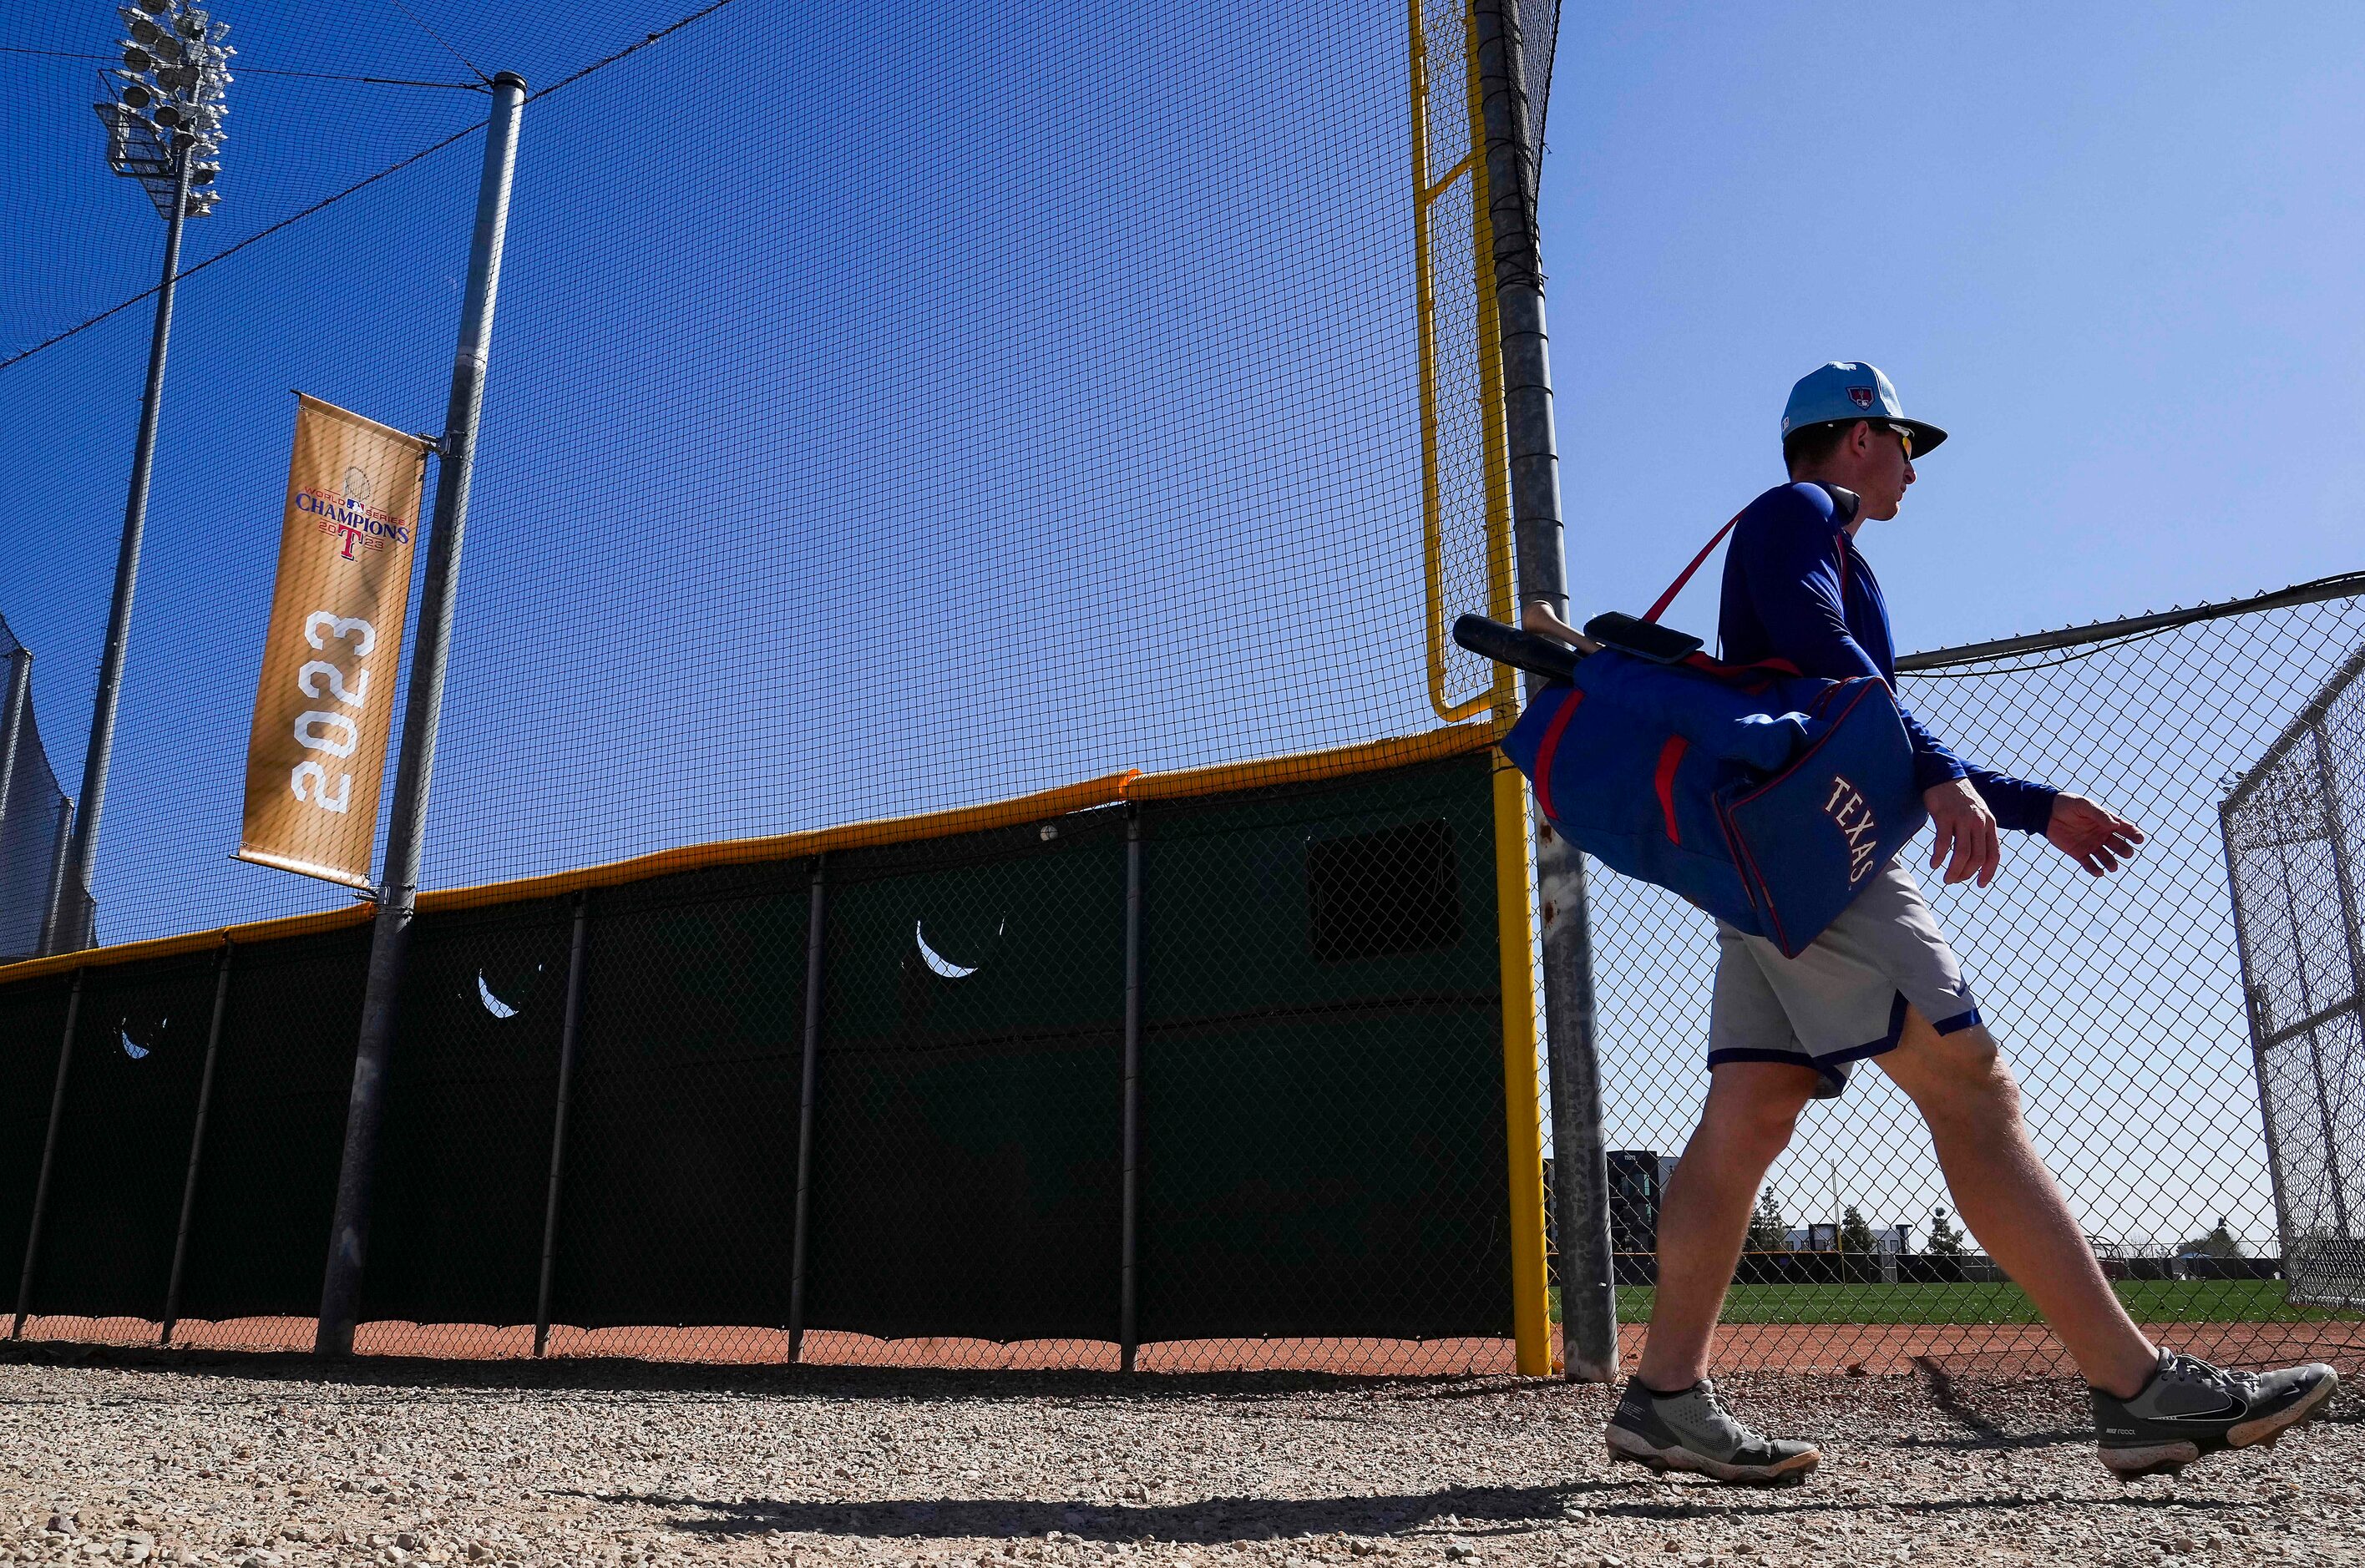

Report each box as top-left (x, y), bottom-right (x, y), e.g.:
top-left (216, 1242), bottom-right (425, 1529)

top-left (94, 0), bottom-right (230, 220)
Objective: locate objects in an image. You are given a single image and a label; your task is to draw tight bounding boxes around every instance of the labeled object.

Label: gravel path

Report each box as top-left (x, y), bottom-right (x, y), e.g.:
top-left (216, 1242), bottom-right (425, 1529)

top-left (2, 1353), bottom-right (2359, 1568)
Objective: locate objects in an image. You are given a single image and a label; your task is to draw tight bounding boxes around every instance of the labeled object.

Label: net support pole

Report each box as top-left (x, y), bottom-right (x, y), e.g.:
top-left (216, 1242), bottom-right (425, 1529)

top-left (2312, 721), bottom-right (2365, 1236)
top-left (787, 853), bottom-right (828, 1363)
top-left (0, 645), bottom-right (31, 851)
top-left (316, 73), bottom-right (527, 1357)
top-left (1471, 0), bottom-right (1618, 1382)
top-left (1119, 806), bottom-right (1145, 1372)
top-left (2220, 804), bottom-right (2299, 1267)
top-left (51, 152), bottom-right (192, 959)
top-left (534, 891), bottom-right (591, 1357)
top-left (161, 942), bottom-right (232, 1345)
top-left (12, 969), bottom-right (81, 1340)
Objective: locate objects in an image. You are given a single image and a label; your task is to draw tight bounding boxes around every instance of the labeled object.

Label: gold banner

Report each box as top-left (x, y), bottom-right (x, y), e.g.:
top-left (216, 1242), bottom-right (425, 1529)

top-left (236, 394), bottom-right (433, 890)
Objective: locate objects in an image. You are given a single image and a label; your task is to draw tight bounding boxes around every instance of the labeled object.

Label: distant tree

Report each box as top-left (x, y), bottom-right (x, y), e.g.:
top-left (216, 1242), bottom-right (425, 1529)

top-left (1840, 1205), bottom-right (1877, 1255)
top-left (1745, 1188), bottom-right (1788, 1252)
top-left (2176, 1216), bottom-right (2246, 1259)
top-left (1927, 1204), bottom-right (1967, 1257)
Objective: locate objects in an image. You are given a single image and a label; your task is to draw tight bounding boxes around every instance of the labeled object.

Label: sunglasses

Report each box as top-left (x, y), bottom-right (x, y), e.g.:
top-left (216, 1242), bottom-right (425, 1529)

top-left (1883, 422), bottom-right (1915, 461)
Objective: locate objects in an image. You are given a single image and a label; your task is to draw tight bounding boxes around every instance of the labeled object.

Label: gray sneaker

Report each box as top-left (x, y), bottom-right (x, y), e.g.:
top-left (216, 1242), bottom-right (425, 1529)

top-left (2091, 1350), bottom-right (2339, 1479)
top-left (1604, 1376), bottom-right (1820, 1485)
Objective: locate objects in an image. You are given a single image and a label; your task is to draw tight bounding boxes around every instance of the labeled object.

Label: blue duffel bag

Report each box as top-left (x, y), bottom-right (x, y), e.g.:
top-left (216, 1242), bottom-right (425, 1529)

top-left (1499, 648), bottom-right (1927, 957)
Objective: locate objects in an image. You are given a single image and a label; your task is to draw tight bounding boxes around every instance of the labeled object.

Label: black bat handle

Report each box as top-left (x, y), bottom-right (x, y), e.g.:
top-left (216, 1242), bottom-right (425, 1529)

top-left (1451, 615), bottom-right (1580, 684)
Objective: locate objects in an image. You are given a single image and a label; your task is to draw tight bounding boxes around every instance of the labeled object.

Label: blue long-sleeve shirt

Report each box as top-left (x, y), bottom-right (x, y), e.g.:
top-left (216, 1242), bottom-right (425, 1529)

top-left (1715, 482), bottom-right (2059, 836)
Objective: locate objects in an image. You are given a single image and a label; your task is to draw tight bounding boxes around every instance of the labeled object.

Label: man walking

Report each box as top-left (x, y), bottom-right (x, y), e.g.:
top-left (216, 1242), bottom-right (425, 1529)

top-left (1591, 362), bottom-right (2337, 1483)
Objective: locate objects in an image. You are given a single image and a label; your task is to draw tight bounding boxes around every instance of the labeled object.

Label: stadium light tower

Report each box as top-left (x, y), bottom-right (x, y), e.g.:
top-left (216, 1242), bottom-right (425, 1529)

top-left (44, 1), bottom-right (232, 953)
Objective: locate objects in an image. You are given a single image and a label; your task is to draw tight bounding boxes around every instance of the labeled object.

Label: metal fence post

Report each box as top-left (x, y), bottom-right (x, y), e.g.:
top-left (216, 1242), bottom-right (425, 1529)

top-left (2270, 820), bottom-right (2348, 1236)
top-left (317, 72), bottom-right (527, 1357)
top-left (12, 969), bottom-right (83, 1340)
top-left (2312, 721), bottom-right (2365, 1232)
top-left (162, 942), bottom-right (233, 1344)
top-left (2220, 803), bottom-right (2300, 1272)
top-left (1470, 0), bottom-right (1618, 1380)
top-left (534, 891), bottom-right (591, 1357)
top-left (1119, 806), bottom-right (1144, 1371)
top-left (787, 853), bottom-right (828, 1363)
top-left (2312, 722), bottom-right (2365, 1044)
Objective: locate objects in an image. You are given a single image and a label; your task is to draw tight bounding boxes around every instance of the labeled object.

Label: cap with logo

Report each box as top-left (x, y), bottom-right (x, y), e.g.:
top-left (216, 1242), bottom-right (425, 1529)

top-left (1780, 362), bottom-right (1947, 456)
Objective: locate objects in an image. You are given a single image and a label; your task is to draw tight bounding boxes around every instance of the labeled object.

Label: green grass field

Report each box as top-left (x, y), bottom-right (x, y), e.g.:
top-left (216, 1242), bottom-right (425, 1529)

top-left (1548, 1279), bottom-right (2356, 1325)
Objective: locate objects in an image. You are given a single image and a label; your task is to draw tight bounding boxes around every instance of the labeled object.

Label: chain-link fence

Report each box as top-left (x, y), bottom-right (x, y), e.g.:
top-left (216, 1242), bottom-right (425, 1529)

top-left (2223, 633), bottom-right (2365, 1312)
top-left (1584, 575), bottom-right (2365, 1375)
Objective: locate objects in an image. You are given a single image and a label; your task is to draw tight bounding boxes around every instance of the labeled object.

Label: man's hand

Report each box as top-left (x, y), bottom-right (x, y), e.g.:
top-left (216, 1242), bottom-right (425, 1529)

top-left (1925, 779), bottom-right (2000, 888)
top-left (2046, 792), bottom-right (2145, 876)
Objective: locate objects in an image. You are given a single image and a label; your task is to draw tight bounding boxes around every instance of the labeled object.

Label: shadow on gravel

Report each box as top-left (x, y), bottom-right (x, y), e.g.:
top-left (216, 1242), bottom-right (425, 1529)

top-left (564, 1478), bottom-right (2241, 1543)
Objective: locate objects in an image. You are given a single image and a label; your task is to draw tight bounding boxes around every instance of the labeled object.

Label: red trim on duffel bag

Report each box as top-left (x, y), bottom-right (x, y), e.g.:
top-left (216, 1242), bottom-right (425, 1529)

top-left (1531, 689), bottom-right (1584, 822)
top-left (1653, 735), bottom-right (1689, 844)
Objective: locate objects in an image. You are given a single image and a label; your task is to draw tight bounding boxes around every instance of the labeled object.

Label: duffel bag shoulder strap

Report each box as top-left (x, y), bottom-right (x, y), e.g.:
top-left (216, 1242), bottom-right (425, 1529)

top-left (1642, 508), bottom-right (1746, 625)
top-left (1643, 483), bottom-right (1853, 625)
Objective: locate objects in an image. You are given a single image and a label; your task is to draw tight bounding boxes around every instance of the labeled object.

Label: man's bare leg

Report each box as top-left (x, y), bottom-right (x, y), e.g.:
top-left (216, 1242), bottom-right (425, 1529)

top-left (1635, 1060), bottom-right (1821, 1391)
top-left (1875, 1007), bottom-right (2158, 1399)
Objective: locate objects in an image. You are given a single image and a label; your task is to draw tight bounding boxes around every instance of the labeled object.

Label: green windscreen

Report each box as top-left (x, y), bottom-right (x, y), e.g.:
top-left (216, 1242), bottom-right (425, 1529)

top-left (28, 950), bottom-right (219, 1319)
top-left (803, 807), bottom-right (1130, 1343)
top-left (1137, 751), bottom-right (1511, 1341)
top-left (548, 859), bottom-right (812, 1329)
top-left (0, 974), bottom-right (73, 1300)
top-left (362, 897), bottom-right (575, 1328)
top-left (173, 926), bottom-right (371, 1323)
top-left (0, 749), bottom-right (1508, 1348)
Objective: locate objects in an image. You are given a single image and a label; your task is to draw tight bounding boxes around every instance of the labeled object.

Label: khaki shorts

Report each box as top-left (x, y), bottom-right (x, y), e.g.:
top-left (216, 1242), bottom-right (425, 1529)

top-left (1707, 857), bottom-right (1983, 1100)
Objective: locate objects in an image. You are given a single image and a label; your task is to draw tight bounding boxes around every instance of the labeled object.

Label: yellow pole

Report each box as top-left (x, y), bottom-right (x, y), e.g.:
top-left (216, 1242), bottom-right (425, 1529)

top-left (1465, 3), bottom-right (1552, 1378)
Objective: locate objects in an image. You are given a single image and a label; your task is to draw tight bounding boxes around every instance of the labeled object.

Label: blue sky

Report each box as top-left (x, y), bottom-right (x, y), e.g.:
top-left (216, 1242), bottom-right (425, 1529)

top-left (6, 0), bottom-right (2359, 943)
top-left (1545, 5), bottom-right (2363, 641)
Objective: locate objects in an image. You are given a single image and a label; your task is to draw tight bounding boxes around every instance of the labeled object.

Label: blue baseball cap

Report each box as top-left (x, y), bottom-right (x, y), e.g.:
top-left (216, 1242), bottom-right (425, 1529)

top-left (1780, 362), bottom-right (1947, 456)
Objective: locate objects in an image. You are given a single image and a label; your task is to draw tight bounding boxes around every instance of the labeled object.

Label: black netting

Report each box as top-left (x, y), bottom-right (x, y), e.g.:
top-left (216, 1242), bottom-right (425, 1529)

top-left (174, 924), bottom-right (371, 1323)
top-left (361, 897), bottom-right (575, 1331)
top-left (546, 861), bottom-right (812, 1333)
top-left (25, 949), bottom-right (220, 1321)
top-left (0, 974), bottom-right (73, 1297)
top-left (1137, 751), bottom-right (1508, 1343)
top-left (803, 808), bottom-right (1130, 1346)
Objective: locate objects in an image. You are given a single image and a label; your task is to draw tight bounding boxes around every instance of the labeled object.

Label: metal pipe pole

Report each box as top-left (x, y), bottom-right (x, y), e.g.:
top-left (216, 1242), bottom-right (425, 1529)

top-left (534, 892), bottom-right (591, 1357)
top-left (34, 804), bottom-right (73, 959)
top-left (1470, 0), bottom-right (1615, 1381)
top-left (2312, 721), bottom-right (2365, 1234)
top-left (2220, 804), bottom-right (2299, 1273)
top-left (0, 645), bottom-right (31, 853)
top-left (13, 970), bottom-right (84, 1340)
top-left (787, 854), bottom-right (828, 1363)
top-left (316, 73), bottom-right (527, 1357)
top-left (162, 942), bottom-right (233, 1344)
top-left (52, 151), bottom-right (194, 958)
top-left (1118, 807), bottom-right (1144, 1372)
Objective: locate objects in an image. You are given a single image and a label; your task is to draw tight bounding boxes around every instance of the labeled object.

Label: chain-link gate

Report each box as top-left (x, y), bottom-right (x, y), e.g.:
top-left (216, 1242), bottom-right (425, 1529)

top-left (2224, 638), bottom-right (2365, 1311)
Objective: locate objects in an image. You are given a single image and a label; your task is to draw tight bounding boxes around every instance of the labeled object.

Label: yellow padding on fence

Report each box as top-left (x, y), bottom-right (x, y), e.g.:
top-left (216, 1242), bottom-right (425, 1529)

top-left (1119, 724), bottom-right (1494, 802)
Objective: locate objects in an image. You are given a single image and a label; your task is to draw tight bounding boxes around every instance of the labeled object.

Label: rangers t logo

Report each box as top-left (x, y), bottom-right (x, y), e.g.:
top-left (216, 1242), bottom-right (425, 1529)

top-left (1821, 773), bottom-right (1881, 884)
